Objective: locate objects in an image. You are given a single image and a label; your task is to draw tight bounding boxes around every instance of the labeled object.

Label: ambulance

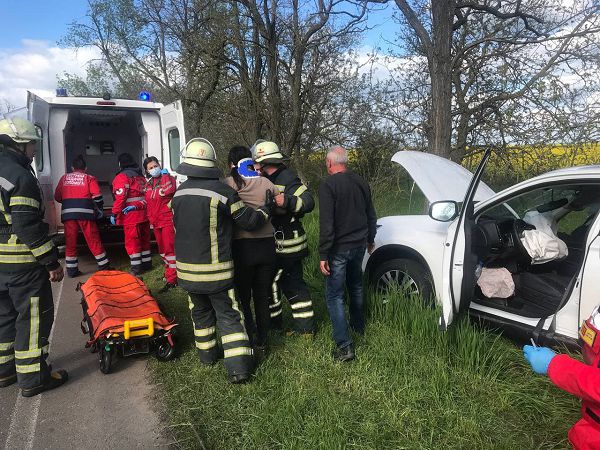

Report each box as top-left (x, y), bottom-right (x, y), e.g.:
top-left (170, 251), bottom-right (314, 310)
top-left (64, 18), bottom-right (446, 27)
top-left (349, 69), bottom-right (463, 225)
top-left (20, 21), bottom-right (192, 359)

top-left (26, 89), bottom-right (186, 241)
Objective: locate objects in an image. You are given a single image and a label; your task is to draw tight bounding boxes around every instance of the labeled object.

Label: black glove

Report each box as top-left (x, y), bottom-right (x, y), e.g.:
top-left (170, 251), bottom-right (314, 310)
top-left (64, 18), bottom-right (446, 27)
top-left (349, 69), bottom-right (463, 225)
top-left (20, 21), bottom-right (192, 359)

top-left (265, 190), bottom-right (276, 213)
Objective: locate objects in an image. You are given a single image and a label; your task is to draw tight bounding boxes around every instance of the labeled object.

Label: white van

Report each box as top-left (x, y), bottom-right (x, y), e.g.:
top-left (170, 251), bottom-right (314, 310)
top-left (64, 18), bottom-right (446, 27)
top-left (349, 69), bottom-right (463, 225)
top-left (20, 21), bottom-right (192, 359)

top-left (27, 90), bottom-right (186, 239)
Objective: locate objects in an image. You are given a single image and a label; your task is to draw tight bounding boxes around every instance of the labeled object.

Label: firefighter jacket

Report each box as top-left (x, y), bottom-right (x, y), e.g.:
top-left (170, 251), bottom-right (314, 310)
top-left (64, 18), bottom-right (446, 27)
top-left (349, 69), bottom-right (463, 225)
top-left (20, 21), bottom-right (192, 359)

top-left (145, 173), bottom-right (176, 228)
top-left (54, 169), bottom-right (103, 221)
top-left (548, 354), bottom-right (600, 449)
top-left (265, 167), bottom-right (314, 259)
top-left (112, 167), bottom-right (147, 226)
top-left (0, 148), bottom-right (59, 273)
top-left (172, 177), bottom-right (270, 295)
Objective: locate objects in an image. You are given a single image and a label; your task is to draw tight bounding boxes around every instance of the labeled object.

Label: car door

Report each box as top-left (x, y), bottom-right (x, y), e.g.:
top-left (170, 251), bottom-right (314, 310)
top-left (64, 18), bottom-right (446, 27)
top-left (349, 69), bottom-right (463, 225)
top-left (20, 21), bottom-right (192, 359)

top-left (439, 149), bottom-right (492, 329)
top-left (160, 100), bottom-right (186, 180)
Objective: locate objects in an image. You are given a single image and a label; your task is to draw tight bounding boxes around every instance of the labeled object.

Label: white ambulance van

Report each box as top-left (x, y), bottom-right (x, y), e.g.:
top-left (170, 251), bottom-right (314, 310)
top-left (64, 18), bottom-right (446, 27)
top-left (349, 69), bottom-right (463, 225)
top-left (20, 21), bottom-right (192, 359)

top-left (27, 90), bottom-right (186, 240)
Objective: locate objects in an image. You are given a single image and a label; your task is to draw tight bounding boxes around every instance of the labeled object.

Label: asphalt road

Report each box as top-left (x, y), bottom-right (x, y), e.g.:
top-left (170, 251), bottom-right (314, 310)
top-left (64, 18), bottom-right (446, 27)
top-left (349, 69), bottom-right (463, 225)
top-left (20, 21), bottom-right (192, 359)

top-left (0, 250), bottom-right (169, 449)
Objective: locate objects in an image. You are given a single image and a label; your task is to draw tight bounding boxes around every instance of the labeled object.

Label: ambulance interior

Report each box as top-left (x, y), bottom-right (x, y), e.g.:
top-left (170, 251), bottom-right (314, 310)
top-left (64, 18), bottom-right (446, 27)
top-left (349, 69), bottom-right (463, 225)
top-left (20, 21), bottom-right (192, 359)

top-left (63, 108), bottom-right (151, 210)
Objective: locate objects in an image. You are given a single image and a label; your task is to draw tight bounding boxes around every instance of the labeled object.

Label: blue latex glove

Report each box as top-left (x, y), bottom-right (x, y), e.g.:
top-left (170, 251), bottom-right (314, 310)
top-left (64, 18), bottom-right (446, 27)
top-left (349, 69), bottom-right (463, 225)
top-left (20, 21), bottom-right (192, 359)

top-left (109, 215), bottom-right (116, 225)
top-left (122, 205), bottom-right (136, 215)
top-left (160, 168), bottom-right (169, 175)
top-left (523, 345), bottom-right (556, 375)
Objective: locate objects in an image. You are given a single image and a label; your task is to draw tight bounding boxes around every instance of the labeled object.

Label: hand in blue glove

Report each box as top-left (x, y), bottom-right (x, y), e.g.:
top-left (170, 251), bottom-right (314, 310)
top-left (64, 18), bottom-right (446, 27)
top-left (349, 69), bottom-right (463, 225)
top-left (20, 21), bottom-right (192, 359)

top-left (523, 345), bottom-right (556, 375)
top-left (160, 168), bottom-right (169, 175)
top-left (122, 205), bottom-right (136, 215)
top-left (109, 215), bottom-right (116, 225)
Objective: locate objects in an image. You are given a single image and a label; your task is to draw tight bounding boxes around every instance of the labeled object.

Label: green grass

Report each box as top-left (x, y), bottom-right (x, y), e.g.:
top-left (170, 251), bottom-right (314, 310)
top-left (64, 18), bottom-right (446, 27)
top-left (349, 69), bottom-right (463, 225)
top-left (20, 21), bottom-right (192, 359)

top-left (140, 198), bottom-right (580, 449)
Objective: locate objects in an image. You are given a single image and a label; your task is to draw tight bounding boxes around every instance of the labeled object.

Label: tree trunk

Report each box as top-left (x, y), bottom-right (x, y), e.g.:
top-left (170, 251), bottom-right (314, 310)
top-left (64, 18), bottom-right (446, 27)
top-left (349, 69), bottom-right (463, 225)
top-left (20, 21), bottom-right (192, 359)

top-left (427, 0), bottom-right (455, 160)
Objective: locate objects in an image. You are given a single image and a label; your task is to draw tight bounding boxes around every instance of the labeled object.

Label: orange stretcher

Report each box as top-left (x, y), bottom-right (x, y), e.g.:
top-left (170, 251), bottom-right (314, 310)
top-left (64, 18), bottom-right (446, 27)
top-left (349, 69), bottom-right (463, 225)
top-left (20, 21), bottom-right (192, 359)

top-left (78, 270), bottom-right (177, 373)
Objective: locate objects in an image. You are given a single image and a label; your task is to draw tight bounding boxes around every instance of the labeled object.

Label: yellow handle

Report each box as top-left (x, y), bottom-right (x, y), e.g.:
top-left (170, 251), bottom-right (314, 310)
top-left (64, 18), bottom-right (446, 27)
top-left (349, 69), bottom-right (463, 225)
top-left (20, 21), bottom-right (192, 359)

top-left (123, 318), bottom-right (154, 340)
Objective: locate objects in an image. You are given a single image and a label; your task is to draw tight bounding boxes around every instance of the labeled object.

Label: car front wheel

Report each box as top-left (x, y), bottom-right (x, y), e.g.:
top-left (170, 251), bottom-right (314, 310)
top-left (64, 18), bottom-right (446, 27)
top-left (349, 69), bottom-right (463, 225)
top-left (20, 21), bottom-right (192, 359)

top-left (371, 258), bottom-right (434, 306)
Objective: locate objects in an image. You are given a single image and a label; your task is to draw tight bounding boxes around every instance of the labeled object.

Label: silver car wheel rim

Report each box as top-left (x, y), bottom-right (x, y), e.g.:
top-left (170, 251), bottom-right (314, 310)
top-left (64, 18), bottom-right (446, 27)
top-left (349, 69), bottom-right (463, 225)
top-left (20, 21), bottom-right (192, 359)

top-left (378, 269), bottom-right (420, 303)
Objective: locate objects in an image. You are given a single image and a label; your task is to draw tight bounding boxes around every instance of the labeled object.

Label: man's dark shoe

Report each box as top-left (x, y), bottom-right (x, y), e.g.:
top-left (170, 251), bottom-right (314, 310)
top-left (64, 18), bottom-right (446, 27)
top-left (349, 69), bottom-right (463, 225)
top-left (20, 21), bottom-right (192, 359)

top-left (158, 282), bottom-right (177, 293)
top-left (67, 270), bottom-right (83, 278)
top-left (333, 344), bottom-right (355, 362)
top-left (0, 372), bottom-right (17, 388)
top-left (97, 265), bottom-right (113, 272)
top-left (21, 369), bottom-right (68, 398)
top-left (229, 372), bottom-right (250, 384)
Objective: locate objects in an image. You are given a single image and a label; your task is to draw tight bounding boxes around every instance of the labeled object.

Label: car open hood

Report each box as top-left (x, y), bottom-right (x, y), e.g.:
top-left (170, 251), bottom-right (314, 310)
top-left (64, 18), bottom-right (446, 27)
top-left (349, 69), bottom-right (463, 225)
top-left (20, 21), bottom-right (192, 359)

top-left (392, 151), bottom-right (495, 203)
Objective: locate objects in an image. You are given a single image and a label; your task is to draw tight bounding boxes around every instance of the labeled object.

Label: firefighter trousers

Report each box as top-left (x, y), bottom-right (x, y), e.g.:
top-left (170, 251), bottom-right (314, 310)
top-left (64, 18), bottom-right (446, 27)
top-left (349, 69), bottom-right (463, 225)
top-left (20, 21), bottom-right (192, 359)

top-left (64, 220), bottom-right (110, 276)
top-left (188, 288), bottom-right (253, 376)
top-left (0, 266), bottom-right (54, 389)
top-left (154, 224), bottom-right (176, 285)
top-left (124, 222), bottom-right (151, 275)
top-left (270, 257), bottom-right (315, 334)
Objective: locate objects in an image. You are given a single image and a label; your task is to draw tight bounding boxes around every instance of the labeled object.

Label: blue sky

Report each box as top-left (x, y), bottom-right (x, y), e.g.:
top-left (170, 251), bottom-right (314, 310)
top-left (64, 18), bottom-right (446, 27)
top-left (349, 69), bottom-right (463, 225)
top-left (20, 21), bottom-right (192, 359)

top-left (0, 1), bottom-right (398, 108)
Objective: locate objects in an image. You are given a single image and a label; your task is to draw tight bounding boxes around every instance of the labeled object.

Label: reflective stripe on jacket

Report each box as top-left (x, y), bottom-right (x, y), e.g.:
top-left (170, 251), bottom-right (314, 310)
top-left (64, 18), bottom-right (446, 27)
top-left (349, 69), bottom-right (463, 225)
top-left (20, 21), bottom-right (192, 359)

top-left (266, 167), bottom-right (314, 258)
top-left (172, 177), bottom-right (269, 294)
top-left (0, 149), bottom-right (58, 272)
top-left (54, 170), bottom-right (103, 221)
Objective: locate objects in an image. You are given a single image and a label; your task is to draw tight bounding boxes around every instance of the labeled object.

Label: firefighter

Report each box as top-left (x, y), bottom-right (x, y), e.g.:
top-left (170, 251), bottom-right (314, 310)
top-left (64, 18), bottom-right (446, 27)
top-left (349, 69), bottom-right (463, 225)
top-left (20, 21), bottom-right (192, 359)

top-left (251, 140), bottom-right (315, 335)
top-left (54, 155), bottom-right (110, 277)
top-left (523, 306), bottom-right (600, 449)
top-left (0, 117), bottom-right (68, 397)
top-left (172, 138), bottom-right (272, 383)
top-left (143, 156), bottom-right (177, 292)
top-left (111, 153), bottom-right (151, 275)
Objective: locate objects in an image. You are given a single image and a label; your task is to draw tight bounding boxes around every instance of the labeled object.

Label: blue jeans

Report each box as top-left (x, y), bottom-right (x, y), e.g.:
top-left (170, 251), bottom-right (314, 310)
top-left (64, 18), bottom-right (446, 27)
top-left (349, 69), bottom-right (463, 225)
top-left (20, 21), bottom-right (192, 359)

top-left (325, 246), bottom-right (366, 349)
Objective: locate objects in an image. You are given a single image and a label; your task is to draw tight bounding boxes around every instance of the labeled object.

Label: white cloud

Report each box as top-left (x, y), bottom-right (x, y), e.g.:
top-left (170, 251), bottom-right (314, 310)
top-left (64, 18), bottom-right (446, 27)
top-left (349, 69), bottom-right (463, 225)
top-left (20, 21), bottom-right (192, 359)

top-left (0, 39), bottom-right (100, 109)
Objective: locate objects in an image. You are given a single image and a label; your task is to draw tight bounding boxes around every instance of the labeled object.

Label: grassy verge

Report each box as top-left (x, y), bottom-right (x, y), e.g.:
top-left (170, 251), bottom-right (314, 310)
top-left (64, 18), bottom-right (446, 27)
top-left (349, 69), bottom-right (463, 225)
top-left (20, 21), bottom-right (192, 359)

top-left (142, 200), bottom-right (579, 449)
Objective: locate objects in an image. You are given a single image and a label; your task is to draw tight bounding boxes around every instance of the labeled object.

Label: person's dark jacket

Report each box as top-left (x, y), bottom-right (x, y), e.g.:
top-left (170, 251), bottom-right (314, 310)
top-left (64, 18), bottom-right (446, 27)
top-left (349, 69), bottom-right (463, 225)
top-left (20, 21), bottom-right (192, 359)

top-left (0, 148), bottom-right (59, 272)
top-left (318, 169), bottom-right (377, 260)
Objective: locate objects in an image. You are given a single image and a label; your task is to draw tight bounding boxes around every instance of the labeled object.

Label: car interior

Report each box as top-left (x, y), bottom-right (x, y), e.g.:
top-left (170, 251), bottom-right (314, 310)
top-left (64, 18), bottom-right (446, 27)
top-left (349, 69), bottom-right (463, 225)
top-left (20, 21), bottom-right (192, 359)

top-left (470, 183), bottom-right (599, 318)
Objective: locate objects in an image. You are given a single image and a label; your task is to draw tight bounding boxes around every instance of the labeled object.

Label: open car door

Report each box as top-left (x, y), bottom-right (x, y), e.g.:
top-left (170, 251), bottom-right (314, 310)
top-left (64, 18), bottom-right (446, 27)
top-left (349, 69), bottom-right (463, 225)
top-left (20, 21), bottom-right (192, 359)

top-left (439, 150), bottom-right (492, 330)
top-left (160, 100), bottom-right (186, 178)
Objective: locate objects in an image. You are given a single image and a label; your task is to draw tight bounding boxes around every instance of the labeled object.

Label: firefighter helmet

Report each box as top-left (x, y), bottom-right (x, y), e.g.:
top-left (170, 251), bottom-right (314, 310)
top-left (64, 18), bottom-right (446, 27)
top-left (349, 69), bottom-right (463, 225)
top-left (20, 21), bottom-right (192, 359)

top-left (0, 117), bottom-right (41, 144)
top-left (177, 137), bottom-right (222, 179)
top-left (252, 140), bottom-right (289, 164)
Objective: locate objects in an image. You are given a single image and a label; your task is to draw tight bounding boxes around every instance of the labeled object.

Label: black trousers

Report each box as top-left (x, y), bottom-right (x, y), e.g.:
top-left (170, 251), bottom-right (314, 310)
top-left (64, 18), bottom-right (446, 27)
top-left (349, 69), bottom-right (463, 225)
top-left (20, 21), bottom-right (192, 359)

top-left (270, 256), bottom-right (315, 333)
top-left (188, 288), bottom-right (253, 376)
top-left (0, 266), bottom-right (54, 389)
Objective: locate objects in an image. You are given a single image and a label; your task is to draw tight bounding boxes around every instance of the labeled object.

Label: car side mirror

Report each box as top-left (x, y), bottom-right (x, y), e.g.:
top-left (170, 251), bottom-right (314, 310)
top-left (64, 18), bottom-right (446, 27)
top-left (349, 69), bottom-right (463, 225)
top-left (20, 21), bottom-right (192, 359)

top-left (429, 201), bottom-right (459, 222)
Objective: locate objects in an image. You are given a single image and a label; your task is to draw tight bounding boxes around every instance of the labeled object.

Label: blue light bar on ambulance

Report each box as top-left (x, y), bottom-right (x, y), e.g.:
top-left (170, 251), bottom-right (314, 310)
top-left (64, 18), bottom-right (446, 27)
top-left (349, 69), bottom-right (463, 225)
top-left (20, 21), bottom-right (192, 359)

top-left (139, 91), bottom-right (151, 101)
top-left (56, 88), bottom-right (68, 97)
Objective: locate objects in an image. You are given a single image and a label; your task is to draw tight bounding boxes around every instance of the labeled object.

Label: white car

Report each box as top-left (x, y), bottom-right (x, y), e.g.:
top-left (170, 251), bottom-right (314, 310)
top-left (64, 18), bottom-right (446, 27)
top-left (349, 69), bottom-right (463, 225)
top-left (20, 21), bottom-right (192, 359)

top-left (364, 151), bottom-right (600, 346)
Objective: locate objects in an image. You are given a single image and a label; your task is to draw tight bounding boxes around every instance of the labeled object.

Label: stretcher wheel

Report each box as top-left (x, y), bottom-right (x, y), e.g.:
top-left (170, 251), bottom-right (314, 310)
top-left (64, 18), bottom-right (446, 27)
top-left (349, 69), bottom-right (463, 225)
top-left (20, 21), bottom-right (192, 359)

top-left (100, 347), bottom-right (113, 374)
top-left (156, 341), bottom-right (175, 362)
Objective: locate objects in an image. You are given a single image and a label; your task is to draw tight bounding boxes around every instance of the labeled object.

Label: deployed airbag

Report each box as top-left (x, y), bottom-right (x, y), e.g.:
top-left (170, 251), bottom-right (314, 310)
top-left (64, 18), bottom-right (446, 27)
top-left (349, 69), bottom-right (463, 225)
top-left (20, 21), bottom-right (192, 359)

top-left (520, 210), bottom-right (569, 264)
top-left (477, 267), bottom-right (515, 298)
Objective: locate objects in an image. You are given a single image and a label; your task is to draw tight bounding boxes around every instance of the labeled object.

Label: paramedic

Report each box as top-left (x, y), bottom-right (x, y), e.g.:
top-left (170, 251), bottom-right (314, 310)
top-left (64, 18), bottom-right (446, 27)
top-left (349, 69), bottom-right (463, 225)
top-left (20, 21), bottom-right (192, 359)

top-left (54, 155), bottom-right (110, 277)
top-left (111, 153), bottom-right (151, 275)
top-left (0, 117), bottom-right (68, 397)
top-left (172, 138), bottom-right (272, 383)
top-left (252, 140), bottom-right (315, 336)
top-left (523, 305), bottom-right (600, 449)
top-left (224, 146), bottom-right (277, 355)
top-left (143, 157), bottom-right (176, 292)
top-left (319, 146), bottom-right (377, 362)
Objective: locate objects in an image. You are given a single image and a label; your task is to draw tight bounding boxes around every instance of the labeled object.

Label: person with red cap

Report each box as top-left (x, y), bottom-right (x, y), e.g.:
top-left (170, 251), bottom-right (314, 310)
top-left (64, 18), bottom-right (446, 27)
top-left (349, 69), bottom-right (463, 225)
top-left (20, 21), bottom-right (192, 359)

top-left (111, 153), bottom-right (150, 275)
top-left (143, 156), bottom-right (177, 292)
top-left (54, 155), bottom-right (110, 277)
top-left (524, 306), bottom-right (600, 449)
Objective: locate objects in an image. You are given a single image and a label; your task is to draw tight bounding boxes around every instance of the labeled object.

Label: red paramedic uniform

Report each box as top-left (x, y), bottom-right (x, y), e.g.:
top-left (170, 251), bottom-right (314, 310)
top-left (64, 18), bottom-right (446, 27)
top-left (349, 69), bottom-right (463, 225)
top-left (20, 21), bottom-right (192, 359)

top-left (54, 169), bottom-right (109, 275)
top-left (145, 173), bottom-right (177, 285)
top-left (548, 309), bottom-right (600, 450)
top-left (111, 167), bottom-right (151, 274)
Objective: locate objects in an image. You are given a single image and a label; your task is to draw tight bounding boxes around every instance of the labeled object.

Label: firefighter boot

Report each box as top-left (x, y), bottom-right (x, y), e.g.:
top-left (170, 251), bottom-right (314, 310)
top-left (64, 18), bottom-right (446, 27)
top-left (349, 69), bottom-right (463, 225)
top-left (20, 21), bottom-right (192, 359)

top-left (21, 369), bottom-right (69, 398)
top-left (0, 372), bottom-right (17, 387)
